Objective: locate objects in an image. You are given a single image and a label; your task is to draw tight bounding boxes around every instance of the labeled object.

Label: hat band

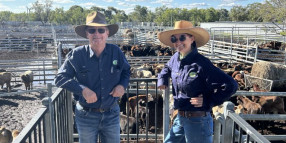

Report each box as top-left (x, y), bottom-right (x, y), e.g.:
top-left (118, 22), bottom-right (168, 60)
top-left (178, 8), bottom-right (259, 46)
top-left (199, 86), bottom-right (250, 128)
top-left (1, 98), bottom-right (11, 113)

top-left (87, 20), bottom-right (107, 25)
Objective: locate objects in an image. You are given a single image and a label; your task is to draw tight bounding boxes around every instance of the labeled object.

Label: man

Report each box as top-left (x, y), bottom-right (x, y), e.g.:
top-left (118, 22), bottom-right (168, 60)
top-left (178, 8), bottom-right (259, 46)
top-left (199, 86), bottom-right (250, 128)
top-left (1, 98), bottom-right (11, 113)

top-left (54, 11), bottom-right (130, 143)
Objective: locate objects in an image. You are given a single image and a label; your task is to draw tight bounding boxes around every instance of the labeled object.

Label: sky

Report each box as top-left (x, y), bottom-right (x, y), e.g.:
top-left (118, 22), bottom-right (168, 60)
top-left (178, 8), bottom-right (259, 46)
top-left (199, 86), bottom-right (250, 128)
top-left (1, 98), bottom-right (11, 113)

top-left (0, 0), bottom-right (266, 14)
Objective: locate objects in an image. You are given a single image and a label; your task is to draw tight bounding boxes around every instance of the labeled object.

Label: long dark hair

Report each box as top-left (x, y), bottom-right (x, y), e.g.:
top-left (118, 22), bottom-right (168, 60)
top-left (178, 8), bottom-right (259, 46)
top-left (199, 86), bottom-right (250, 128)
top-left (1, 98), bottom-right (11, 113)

top-left (191, 41), bottom-right (197, 50)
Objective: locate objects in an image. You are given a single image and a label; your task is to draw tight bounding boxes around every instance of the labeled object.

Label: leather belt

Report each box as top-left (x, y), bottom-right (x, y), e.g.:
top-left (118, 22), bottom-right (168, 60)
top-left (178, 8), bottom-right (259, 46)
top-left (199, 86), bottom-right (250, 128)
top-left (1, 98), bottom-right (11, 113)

top-left (79, 102), bottom-right (118, 113)
top-left (178, 111), bottom-right (206, 118)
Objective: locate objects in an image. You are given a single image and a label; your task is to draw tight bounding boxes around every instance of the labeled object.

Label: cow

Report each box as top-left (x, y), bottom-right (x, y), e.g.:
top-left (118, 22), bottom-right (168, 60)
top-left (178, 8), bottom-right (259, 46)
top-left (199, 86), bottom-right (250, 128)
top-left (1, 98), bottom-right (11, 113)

top-left (0, 72), bottom-right (12, 92)
top-left (237, 96), bottom-right (262, 114)
top-left (0, 126), bottom-right (13, 143)
top-left (20, 70), bottom-right (33, 90)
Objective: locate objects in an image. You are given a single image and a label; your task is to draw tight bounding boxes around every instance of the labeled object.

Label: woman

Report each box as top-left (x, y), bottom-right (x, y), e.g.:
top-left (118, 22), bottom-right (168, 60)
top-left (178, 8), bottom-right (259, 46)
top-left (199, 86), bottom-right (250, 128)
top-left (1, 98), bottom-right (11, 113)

top-left (157, 20), bottom-right (238, 143)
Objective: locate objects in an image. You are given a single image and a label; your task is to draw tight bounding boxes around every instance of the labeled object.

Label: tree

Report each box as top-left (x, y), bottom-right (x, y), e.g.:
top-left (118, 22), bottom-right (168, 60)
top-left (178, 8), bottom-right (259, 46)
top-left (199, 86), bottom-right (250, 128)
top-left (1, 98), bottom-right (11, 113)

top-left (146, 10), bottom-right (155, 22)
top-left (246, 3), bottom-right (263, 22)
top-left (32, 0), bottom-right (53, 25)
top-left (50, 7), bottom-right (66, 25)
top-left (110, 10), bottom-right (128, 24)
top-left (205, 8), bottom-right (219, 22)
top-left (154, 6), bottom-right (168, 26)
top-left (218, 9), bottom-right (229, 21)
top-left (0, 11), bottom-right (13, 22)
top-left (128, 5), bottom-right (148, 22)
top-left (260, 0), bottom-right (286, 24)
top-left (230, 6), bottom-right (248, 21)
top-left (66, 5), bottom-right (86, 25)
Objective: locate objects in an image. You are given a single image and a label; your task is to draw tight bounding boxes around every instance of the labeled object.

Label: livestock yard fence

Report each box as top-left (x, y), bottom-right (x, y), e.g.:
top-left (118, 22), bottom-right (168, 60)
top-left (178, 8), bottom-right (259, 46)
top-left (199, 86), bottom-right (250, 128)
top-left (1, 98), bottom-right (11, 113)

top-left (10, 80), bottom-right (286, 143)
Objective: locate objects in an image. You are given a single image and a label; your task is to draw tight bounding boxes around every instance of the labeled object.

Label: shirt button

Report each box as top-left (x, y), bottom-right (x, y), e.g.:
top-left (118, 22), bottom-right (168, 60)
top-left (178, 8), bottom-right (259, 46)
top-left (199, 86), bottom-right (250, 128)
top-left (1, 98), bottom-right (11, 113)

top-left (102, 87), bottom-right (104, 90)
top-left (100, 69), bottom-right (102, 71)
top-left (101, 78), bottom-right (103, 80)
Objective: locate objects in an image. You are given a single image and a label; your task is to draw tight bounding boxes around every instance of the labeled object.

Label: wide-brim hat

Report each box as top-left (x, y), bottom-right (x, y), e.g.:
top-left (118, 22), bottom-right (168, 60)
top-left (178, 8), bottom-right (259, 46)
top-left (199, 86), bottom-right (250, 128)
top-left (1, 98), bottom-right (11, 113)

top-left (158, 20), bottom-right (209, 48)
top-left (75, 11), bottom-right (119, 38)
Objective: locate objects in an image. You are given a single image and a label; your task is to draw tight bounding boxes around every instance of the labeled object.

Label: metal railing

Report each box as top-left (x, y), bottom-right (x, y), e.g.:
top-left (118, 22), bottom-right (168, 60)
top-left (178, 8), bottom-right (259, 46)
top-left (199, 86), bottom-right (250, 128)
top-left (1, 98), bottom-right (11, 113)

top-left (13, 84), bottom-right (73, 143)
top-left (11, 82), bottom-right (286, 143)
top-left (214, 101), bottom-right (271, 143)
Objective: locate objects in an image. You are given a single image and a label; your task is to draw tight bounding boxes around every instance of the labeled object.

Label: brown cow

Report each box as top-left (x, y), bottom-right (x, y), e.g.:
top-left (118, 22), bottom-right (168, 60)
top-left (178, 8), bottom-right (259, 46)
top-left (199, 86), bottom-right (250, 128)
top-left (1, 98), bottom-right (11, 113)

top-left (0, 72), bottom-right (12, 92)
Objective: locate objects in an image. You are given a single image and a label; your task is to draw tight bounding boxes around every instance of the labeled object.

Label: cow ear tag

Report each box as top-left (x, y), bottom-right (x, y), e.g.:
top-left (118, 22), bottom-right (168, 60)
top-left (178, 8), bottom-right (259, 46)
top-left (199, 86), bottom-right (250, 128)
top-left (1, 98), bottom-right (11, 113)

top-left (189, 72), bottom-right (197, 78)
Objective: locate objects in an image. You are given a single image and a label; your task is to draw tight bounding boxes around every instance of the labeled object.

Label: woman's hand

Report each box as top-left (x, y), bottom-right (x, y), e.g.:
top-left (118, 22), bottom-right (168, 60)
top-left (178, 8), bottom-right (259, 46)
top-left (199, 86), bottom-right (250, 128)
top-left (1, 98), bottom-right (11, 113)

top-left (190, 94), bottom-right (203, 107)
top-left (158, 85), bottom-right (167, 90)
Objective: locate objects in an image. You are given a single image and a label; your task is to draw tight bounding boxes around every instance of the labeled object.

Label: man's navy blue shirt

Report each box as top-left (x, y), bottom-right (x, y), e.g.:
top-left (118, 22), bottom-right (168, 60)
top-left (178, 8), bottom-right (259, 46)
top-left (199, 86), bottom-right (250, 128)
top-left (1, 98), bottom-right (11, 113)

top-left (158, 47), bottom-right (238, 111)
top-left (54, 44), bottom-right (130, 109)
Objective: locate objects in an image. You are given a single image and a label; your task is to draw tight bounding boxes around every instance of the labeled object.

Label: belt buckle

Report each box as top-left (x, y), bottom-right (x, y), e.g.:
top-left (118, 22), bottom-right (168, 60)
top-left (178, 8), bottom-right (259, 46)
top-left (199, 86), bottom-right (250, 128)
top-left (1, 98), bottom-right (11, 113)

top-left (99, 108), bottom-right (105, 113)
top-left (185, 111), bottom-right (191, 117)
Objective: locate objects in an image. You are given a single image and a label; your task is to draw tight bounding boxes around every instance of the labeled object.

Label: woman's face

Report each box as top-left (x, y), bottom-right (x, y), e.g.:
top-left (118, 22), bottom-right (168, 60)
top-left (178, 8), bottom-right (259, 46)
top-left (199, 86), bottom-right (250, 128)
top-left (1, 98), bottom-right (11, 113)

top-left (171, 34), bottom-right (195, 55)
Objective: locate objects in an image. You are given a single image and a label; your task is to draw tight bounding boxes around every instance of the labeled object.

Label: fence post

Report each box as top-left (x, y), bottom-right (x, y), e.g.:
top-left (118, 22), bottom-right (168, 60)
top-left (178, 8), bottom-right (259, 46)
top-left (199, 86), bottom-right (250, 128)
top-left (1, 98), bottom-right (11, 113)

top-left (213, 112), bottom-right (224, 143)
top-left (66, 90), bottom-right (74, 143)
top-left (163, 79), bottom-right (170, 140)
top-left (58, 42), bottom-right (62, 68)
top-left (42, 83), bottom-right (55, 143)
top-left (222, 101), bottom-right (235, 143)
top-left (48, 83), bottom-right (56, 143)
top-left (42, 98), bottom-right (51, 143)
top-left (43, 60), bottom-right (46, 84)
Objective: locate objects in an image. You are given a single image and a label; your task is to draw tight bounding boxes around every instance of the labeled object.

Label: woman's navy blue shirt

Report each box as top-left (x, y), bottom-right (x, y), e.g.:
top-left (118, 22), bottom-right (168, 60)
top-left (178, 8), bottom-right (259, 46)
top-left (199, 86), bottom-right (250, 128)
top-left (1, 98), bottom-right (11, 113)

top-left (158, 48), bottom-right (238, 111)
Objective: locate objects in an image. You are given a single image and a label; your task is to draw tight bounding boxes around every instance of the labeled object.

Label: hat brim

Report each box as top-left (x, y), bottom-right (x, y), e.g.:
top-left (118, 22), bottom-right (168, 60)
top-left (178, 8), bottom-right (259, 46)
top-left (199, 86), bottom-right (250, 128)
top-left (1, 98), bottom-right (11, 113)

top-left (75, 23), bottom-right (119, 38)
top-left (157, 28), bottom-right (210, 48)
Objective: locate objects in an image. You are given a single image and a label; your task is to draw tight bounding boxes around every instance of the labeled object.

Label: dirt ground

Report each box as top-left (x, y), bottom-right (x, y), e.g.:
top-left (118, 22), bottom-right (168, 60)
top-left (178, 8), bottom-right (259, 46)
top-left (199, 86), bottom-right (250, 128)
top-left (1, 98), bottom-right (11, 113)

top-left (0, 50), bottom-right (55, 61)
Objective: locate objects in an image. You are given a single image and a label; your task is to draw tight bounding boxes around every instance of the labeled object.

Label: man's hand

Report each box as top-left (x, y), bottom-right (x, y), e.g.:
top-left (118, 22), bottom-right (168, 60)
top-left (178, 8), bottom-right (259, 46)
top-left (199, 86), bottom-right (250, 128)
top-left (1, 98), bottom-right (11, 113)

top-left (82, 87), bottom-right (98, 103)
top-left (190, 94), bottom-right (203, 107)
top-left (110, 85), bottom-right (125, 97)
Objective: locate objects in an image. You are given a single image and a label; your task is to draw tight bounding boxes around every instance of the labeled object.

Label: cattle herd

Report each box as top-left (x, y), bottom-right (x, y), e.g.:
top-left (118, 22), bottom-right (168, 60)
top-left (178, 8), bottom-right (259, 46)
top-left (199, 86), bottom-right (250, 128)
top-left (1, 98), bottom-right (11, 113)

top-left (1, 40), bottom-right (286, 142)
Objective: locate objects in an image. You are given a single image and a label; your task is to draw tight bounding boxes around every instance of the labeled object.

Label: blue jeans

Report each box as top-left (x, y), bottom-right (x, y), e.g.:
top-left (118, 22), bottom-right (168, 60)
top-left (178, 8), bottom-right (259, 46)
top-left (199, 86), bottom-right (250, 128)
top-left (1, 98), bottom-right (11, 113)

top-left (75, 102), bottom-right (120, 143)
top-left (164, 112), bottom-right (213, 143)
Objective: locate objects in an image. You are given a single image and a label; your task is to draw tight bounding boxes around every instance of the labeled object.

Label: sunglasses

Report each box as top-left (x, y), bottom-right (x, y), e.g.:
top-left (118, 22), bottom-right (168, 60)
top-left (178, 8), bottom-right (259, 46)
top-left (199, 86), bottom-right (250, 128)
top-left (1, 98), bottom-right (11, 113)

top-left (86, 28), bottom-right (106, 34)
top-left (171, 34), bottom-right (192, 43)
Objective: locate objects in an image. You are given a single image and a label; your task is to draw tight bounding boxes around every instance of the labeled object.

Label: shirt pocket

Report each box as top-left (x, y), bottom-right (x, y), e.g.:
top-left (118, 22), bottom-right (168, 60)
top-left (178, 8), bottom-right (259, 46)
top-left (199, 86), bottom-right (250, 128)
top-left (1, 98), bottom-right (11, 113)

top-left (109, 65), bottom-right (121, 81)
top-left (183, 70), bottom-right (202, 97)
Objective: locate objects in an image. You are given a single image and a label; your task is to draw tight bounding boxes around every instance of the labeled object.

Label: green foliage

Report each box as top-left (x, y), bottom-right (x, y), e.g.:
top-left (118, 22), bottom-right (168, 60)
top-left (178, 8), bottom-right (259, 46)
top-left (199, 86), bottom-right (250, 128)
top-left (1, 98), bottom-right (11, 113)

top-left (280, 31), bottom-right (286, 36)
top-left (0, 11), bottom-right (13, 22)
top-left (4, 0), bottom-right (286, 26)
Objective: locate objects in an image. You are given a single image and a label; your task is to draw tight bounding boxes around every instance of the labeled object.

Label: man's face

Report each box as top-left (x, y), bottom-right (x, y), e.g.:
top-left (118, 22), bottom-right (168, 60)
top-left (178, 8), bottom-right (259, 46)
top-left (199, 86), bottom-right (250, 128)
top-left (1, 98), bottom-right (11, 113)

top-left (86, 26), bottom-right (109, 46)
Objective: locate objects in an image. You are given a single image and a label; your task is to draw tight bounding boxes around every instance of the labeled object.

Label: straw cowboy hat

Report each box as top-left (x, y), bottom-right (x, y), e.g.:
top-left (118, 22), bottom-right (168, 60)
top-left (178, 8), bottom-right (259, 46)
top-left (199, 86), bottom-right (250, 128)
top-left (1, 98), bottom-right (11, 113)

top-left (157, 20), bottom-right (210, 48)
top-left (75, 11), bottom-right (119, 38)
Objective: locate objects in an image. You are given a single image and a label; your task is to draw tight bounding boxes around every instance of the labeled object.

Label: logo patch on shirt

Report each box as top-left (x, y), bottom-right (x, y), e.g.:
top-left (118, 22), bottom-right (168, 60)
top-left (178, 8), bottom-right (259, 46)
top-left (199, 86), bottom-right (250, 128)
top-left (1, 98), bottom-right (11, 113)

top-left (189, 72), bottom-right (197, 78)
top-left (113, 60), bottom-right (118, 65)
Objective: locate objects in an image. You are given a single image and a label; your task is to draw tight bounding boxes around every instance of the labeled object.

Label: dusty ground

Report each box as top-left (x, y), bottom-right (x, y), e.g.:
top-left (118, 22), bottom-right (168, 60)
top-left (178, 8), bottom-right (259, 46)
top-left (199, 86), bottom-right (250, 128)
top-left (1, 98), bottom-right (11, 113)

top-left (0, 50), bottom-right (55, 60)
top-left (0, 91), bottom-right (47, 132)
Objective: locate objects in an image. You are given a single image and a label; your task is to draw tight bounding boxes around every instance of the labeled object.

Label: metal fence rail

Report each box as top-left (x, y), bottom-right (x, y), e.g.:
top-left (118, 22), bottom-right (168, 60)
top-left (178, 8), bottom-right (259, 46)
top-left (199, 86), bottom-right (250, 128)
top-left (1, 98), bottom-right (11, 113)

top-left (13, 84), bottom-right (73, 143)
top-left (214, 102), bottom-right (271, 143)
top-left (10, 82), bottom-right (286, 143)
top-left (0, 59), bottom-right (58, 85)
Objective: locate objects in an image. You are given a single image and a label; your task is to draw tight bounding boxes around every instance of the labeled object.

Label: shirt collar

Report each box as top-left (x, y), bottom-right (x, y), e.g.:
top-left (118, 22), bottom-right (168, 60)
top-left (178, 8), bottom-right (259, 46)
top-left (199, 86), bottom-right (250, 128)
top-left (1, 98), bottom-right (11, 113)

top-left (177, 47), bottom-right (198, 63)
top-left (87, 44), bottom-right (110, 58)
top-left (88, 45), bottom-right (94, 58)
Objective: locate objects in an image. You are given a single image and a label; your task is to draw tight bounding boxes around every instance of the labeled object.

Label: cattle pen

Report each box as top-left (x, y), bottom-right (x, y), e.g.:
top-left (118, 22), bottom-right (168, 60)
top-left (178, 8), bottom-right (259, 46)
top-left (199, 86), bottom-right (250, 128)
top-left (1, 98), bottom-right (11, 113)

top-left (10, 82), bottom-right (286, 143)
top-left (1, 21), bottom-right (286, 143)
